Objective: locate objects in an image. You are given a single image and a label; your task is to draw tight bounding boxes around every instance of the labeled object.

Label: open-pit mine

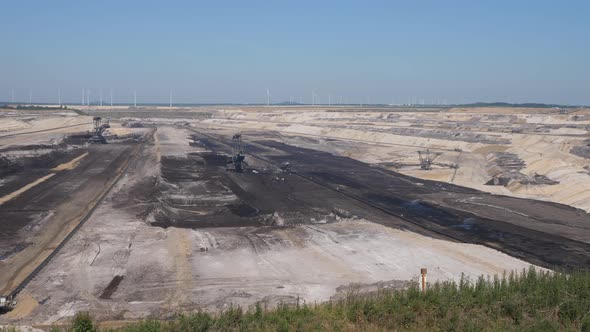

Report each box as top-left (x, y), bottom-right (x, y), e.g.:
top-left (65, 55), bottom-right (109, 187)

top-left (1, 104), bottom-right (589, 325)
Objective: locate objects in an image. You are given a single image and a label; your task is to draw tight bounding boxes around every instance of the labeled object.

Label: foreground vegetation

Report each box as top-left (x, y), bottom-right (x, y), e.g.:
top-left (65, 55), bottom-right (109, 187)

top-left (4, 267), bottom-right (590, 331)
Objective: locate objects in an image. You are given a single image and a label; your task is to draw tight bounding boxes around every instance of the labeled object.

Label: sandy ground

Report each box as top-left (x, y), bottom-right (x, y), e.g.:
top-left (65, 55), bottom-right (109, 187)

top-left (0, 111), bottom-right (93, 149)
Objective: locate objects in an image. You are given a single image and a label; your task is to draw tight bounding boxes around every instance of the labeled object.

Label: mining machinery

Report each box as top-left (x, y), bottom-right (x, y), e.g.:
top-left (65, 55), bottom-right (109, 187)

top-left (417, 149), bottom-right (459, 170)
top-left (280, 162), bottom-right (292, 173)
top-left (0, 295), bottom-right (16, 312)
top-left (88, 116), bottom-right (110, 144)
top-left (226, 133), bottom-right (247, 172)
top-left (418, 149), bottom-right (441, 170)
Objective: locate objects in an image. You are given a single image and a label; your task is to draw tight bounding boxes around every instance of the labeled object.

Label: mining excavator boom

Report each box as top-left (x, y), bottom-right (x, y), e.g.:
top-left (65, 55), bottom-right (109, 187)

top-left (226, 133), bottom-right (247, 172)
top-left (89, 116), bottom-right (110, 144)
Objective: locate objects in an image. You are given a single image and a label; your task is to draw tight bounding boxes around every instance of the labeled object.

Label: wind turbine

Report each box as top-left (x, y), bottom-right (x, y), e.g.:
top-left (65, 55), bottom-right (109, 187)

top-left (169, 89), bottom-right (172, 108)
top-left (29, 90), bottom-right (32, 104)
top-left (134, 90), bottom-right (137, 107)
top-left (266, 88), bottom-right (270, 106)
top-left (100, 88), bottom-right (103, 106)
top-left (110, 89), bottom-right (113, 107)
top-left (58, 88), bottom-right (61, 106)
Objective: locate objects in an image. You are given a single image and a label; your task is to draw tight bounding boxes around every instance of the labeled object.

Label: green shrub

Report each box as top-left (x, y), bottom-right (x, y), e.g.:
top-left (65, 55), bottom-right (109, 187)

top-left (72, 312), bottom-right (96, 332)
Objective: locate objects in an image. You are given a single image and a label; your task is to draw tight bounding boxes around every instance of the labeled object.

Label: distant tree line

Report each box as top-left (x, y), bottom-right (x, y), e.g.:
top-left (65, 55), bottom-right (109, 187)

top-left (7, 104), bottom-right (69, 110)
top-left (461, 102), bottom-right (573, 108)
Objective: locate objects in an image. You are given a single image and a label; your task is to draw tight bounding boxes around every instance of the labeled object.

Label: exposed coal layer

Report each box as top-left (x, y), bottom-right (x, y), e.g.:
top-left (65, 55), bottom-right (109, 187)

top-left (247, 139), bottom-right (590, 270)
top-left (571, 140), bottom-right (590, 159)
top-left (62, 133), bottom-right (92, 145)
top-left (484, 152), bottom-right (558, 186)
top-left (126, 132), bottom-right (423, 233)
top-left (0, 143), bottom-right (69, 152)
top-left (0, 148), bottom-right (83, 179)
top-left (0, 147), bottom-right (88, 198)
top-left (0, 142), bottom-right (137, 261)
top-left (149, 152), bottom-right (364, 229)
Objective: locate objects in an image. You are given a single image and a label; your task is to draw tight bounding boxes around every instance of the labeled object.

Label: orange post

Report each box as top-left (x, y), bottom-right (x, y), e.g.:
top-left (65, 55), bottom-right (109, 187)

top-left (420, 268), bottom-right (427, 293)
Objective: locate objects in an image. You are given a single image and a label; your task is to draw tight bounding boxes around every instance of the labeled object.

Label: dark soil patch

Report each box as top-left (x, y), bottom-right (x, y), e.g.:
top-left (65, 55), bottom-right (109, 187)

top-left (571, 145), bottom-right (590, 159)
top-left (63, 133), bottom-right (92, 145)
top-left (250, 138), bottom-right (590, 270)
top-left (99, 275), bottom-right (124, 299)
top-left (226, 202), bottom-right (259, 217)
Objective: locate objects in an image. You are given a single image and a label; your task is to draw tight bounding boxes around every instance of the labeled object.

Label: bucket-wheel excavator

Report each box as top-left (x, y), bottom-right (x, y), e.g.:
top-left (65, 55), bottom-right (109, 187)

top-left (226, 133), bottom-right (247, 172)
top-left (89, 116), bottom-right (110, 144)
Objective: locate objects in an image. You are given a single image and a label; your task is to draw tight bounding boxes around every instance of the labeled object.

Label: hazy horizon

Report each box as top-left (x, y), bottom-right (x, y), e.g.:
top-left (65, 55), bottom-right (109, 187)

top-left (1, 1), bottom-right (589, 105)
top-left (1, 101), bottom-right (586, 108)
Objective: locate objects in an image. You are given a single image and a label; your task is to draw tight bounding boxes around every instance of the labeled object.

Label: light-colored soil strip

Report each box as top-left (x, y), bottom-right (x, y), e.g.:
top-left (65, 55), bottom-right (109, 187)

top-left (0, 173), bottom-right (55, 205)
top-left (0, 152), bottom-right (89, 206)
top-left (51, 152), bottom-right (89, 171)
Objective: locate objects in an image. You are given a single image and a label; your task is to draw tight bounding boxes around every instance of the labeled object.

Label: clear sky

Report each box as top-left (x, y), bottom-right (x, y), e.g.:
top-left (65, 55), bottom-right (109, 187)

top-left (1, 0), bottom-right (589, 105)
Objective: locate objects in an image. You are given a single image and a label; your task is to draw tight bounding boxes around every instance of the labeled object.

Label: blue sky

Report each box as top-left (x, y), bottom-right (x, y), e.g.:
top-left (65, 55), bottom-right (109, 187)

top-left (1, 1), bottom-right (589, 105)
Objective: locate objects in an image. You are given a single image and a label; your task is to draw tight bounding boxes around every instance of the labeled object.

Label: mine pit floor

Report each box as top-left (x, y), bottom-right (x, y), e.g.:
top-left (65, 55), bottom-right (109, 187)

top-left (2, 124), bottom-right (590, 324)
top-left (0, 133), bottom-right (149, 296)
top-left (184, 128), bottom-right (590, 270)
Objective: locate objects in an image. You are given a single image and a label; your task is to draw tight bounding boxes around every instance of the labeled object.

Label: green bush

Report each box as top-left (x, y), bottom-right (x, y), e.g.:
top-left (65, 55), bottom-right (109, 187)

top-left (72, 312), bottom-right (96, 332)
